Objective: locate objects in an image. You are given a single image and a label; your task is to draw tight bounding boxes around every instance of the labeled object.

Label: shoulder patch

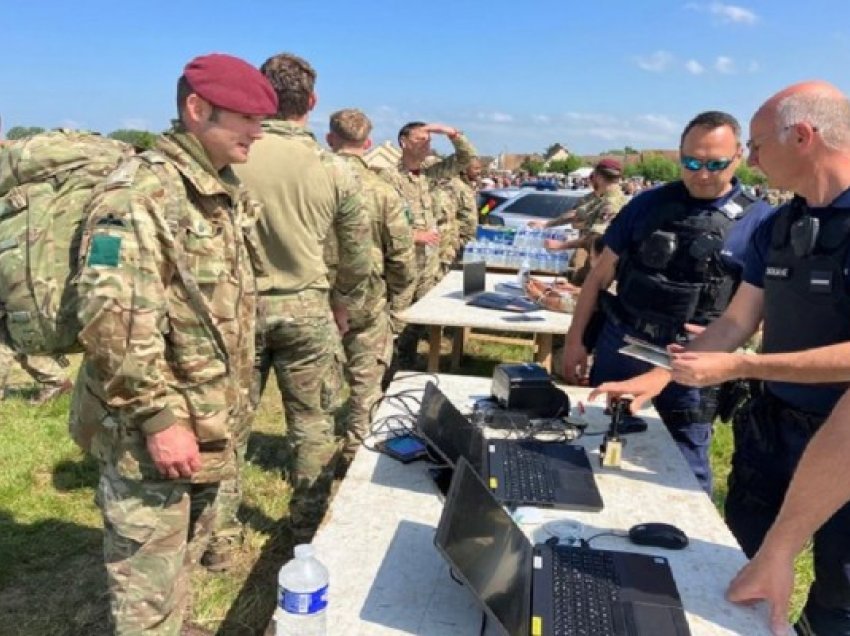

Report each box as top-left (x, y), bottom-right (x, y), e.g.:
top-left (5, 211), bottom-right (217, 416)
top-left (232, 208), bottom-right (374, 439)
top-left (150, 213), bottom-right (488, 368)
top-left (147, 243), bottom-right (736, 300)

top-left (87, 234), bottom-right (122, 267)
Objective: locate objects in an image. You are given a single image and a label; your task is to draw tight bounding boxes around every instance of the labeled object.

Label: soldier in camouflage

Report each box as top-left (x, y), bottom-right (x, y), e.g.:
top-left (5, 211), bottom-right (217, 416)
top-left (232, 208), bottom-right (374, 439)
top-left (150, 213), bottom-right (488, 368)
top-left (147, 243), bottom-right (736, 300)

top-left (326, 109), bottom-right (415, 447)
top-left (233, 53), bottom-right (372, 541)
top-left (379, 122), bottom-right (476, 365)
top-left (0, 341), bottom-right (71, 404)
top-left (532, 158), bottom-right (627, 285)
top-left (71, 54), bottom-right (276, 635)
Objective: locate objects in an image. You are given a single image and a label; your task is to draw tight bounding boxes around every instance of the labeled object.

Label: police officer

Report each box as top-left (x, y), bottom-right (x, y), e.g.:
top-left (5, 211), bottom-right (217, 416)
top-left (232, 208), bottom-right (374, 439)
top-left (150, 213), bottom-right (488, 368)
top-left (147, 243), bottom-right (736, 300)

top-left (564, 111), bottom-right (772, 494)
top-left (73, 53), bottom-right (275, 634)
top-left (234, 53), bottom-right (371, 542)
top-left (594, 82), bottom-right (850, 635)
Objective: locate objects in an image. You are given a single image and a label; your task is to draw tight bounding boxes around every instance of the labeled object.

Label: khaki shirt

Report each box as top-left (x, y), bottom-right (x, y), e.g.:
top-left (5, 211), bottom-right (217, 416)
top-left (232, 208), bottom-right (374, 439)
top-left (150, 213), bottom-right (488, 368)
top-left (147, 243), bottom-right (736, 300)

top-left (234, 120), bottom-right (371, 308)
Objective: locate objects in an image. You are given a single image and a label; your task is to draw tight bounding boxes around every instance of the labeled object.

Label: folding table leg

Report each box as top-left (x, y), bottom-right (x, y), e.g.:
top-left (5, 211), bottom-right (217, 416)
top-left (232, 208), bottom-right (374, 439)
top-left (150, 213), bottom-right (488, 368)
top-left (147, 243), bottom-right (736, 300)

top-left (535, 333), bottom-right (553, 372)
top-left (427, 325), bottom-right (442, 372)
top-left (450, 327), bottom-right (468, 371)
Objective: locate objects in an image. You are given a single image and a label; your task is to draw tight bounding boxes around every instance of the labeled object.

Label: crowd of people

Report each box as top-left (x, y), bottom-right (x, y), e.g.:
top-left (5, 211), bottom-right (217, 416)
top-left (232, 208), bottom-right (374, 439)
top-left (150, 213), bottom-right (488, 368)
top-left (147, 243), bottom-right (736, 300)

top-left (3, 46), bottom-right (850, 636)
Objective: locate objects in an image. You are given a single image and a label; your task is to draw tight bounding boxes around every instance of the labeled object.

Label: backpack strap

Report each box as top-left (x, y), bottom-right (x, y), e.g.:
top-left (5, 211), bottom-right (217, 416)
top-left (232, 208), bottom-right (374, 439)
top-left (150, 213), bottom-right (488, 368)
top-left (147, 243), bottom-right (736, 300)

top-left (127, 154), bottom-right (232, 372)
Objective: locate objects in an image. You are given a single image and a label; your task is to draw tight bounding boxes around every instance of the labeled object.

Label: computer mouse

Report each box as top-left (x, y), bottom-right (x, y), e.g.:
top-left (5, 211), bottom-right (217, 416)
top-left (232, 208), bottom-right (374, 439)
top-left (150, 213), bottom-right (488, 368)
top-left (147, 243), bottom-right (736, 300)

top-left (628, 522), bottom-right (689, 550)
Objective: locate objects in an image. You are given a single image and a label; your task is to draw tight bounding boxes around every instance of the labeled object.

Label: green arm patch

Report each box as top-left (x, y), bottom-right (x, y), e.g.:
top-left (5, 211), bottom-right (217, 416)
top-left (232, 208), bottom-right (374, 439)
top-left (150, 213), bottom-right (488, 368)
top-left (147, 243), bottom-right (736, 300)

top-left (87, 234), bottom-right (122, 267)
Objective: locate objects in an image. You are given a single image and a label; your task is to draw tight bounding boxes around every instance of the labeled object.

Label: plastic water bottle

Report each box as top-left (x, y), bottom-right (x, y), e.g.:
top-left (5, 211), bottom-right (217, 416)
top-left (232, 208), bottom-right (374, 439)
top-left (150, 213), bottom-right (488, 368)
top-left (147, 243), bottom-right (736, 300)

top-left (517, 254), bottom-right (532, 288)
top-left (276, 544), bottom-right (329, 636)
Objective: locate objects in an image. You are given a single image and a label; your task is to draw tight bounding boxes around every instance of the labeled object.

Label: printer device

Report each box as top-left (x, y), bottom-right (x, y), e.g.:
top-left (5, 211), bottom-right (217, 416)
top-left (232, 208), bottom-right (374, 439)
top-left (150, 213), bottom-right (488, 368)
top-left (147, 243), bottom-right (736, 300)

top-left (491, 363), bottom-right (570, 418)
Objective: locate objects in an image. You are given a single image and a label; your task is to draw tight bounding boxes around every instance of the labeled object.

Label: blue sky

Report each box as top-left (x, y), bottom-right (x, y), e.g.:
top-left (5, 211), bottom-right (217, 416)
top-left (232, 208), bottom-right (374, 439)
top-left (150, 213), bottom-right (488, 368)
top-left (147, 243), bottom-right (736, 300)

top-left (2, 0), bottom-right (848, 156)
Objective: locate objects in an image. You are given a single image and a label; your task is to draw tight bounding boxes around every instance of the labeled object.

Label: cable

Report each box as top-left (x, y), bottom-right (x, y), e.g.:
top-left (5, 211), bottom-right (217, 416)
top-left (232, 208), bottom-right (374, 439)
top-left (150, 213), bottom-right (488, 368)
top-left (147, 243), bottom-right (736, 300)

top-left (479, 611), bottom-right (487, 636)
top-left (582, 531), bottom-right (629, 548)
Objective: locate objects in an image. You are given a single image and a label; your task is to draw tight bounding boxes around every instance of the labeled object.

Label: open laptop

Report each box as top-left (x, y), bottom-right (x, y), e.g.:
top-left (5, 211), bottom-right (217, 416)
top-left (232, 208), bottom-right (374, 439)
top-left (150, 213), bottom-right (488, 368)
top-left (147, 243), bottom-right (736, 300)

top-left (434, 458), bottom-right (691, 636)
top-left (463, 260), bottom-right (539, 313)
top-left (416, 382), bottom-right (603, 511)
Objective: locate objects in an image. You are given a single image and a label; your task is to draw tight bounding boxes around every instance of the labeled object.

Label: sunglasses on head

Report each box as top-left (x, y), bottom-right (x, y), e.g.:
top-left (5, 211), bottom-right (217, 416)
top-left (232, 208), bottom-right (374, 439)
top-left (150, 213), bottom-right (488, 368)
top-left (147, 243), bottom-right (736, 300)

top-left (680, 156), bottom-right (734, 172)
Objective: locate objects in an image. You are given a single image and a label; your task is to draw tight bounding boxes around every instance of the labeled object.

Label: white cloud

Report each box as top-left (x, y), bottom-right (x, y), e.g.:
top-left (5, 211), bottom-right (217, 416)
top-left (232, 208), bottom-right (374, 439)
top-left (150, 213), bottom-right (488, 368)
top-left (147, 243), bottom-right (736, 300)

top-left (532, 114), bottom-right (551, 124)
top-left (685, 2), bottom-right (758, 24)
top-left (634, 50), bottom-right (675, 72)
top-left (636, 114), bottom-right (680, 133)
top-left (477, 111), bottom-right (514, 123)
top-left (684, 59), bottom-right (705, 75)
top-left (715, 56), bottom-right (736, 73)
top-left (710, 2), bottom-right (757, 24)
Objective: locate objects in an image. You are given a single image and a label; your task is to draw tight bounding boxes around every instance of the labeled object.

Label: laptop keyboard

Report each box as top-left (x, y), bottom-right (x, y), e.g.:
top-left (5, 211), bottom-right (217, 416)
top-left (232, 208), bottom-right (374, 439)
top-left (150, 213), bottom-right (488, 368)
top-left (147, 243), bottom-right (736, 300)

top-left (501, 443), bottom-right (556, 502)
top-left (552, 547), bottom-right (620, 636)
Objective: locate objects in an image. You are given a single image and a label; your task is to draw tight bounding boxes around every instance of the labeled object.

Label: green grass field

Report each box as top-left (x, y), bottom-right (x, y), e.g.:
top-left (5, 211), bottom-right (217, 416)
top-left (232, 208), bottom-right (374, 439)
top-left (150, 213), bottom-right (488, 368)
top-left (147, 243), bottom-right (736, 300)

top-left (0, 344), bottom-right (813, 634)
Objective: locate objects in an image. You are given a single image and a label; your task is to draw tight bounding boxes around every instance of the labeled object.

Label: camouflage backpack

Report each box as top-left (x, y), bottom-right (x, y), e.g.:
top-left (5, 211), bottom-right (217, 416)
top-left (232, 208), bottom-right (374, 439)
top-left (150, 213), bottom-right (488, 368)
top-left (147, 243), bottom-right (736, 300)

top-left (0, 130), bottom-right (134, 354)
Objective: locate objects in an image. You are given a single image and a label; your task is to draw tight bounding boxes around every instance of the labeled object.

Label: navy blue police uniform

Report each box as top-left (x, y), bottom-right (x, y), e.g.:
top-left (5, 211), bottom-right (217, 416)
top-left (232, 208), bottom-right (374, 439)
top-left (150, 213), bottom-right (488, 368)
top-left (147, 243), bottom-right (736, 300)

top-left (729, 186), bottom-right (850, 635)
top-left (590, 179), bottom-right (773, 494)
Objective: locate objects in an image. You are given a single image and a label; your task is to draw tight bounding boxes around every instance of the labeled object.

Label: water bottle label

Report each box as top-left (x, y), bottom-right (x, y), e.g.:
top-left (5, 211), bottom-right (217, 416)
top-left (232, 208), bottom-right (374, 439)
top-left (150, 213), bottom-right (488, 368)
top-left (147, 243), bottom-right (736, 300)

top-left (279, 584), bottom-right (329, 615)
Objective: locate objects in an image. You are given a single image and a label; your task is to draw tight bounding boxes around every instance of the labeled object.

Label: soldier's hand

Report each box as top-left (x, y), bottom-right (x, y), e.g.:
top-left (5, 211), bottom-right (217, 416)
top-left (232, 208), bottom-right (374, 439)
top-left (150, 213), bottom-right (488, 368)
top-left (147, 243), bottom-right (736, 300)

top-left (413, 228), bottom-right (440, 246)
top-left (726, 547), bottom-right (795, 635)
top-left (332, 304), bottom-right (350, 336)
top-left (146, 425), bottom-right (201, 479)
top-left (544, 238), bottom-right (567, 251)
top-left (425, 123), bottom-right (460, 138)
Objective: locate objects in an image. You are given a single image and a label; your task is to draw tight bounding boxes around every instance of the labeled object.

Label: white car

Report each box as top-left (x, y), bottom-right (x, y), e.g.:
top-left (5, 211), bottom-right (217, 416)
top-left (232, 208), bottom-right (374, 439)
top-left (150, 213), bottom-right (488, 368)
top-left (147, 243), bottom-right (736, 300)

top-left (484, 189), bottom-right (591, 230)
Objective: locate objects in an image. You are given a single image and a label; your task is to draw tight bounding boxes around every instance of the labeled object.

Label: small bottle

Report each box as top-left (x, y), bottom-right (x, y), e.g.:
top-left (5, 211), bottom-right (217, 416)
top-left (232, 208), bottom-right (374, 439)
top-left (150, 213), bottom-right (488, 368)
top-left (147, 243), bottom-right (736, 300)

top-left (276, 544), bottom-right (329, 636)
top-left (517, 253), bottom-right (532, 288)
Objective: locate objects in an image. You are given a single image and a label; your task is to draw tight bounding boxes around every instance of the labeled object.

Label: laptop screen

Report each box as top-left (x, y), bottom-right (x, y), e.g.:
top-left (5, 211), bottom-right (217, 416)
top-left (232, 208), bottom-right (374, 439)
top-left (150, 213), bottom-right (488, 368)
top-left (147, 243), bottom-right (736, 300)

top-left (417, 382), bottom-right (485, 475)
top-left (434, 458), bottom-right (532, 636)
top-left (463, 260), bottom-right (486, 297)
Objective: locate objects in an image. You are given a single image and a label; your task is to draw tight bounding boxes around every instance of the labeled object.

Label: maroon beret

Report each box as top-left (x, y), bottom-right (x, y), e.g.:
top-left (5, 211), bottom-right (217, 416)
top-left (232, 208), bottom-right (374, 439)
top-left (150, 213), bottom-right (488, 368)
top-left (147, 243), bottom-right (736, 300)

top-left (595, 158), bottom-right (622, 177)
top-left (183, 53), bottom-right (278, 116)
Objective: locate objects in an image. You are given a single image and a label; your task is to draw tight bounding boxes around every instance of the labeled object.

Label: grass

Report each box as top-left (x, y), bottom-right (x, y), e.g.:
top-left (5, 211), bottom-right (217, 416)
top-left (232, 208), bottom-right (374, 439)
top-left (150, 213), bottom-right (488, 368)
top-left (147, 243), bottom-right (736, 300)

top-left (0, 344), bottom-right (814, 634)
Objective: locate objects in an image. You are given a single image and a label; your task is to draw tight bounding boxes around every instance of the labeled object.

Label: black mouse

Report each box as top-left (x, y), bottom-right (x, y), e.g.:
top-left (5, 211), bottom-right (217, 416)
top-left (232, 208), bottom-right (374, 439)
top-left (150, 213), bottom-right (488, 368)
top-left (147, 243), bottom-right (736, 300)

top-left (628, 522), bottom-right (689, 550)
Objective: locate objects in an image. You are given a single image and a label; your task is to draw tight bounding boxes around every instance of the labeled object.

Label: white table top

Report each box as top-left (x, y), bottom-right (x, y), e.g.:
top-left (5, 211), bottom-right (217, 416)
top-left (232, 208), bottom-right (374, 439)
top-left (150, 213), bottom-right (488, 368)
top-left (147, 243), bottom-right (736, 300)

top-left (309, 373), bottom-right (778, 636)
top-left (399, 270), bottom-right (573, 334)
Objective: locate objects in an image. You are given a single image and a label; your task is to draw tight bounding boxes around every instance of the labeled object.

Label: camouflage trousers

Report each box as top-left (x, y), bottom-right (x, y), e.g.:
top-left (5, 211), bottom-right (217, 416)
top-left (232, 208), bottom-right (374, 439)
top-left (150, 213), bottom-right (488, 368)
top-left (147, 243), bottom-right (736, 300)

top-left (397, 252), bottom-right (439, 366)
top-left (0, 339), bottom-right (67, 393)
top-left (342, 308), bottom-right (393, 444)
top-left (255, 291), bottom-right (345, 535)
top-left (97, 463), bottom-right (222, 635)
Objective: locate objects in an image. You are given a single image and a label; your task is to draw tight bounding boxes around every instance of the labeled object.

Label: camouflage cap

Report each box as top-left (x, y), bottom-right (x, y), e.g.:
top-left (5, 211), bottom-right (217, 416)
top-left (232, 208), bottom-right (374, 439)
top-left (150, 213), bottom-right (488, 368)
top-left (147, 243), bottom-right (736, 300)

top-left (184, 53), bottom-right (278, 116)
top-left (595, 158), bottom-right (622, 178)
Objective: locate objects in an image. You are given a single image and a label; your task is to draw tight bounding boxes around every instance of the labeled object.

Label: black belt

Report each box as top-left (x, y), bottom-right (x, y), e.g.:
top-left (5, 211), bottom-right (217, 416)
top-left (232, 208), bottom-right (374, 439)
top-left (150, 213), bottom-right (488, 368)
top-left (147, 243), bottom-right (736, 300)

top-left (599, 292), bottom-right (682, 344)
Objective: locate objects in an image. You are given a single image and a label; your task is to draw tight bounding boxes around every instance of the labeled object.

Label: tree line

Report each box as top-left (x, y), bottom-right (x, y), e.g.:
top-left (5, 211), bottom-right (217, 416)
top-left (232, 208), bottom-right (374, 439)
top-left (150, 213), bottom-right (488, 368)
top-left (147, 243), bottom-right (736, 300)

top-left (520, 145), bottom-right (766, 186)
top-left (4, 126), bottom-right (157, 149)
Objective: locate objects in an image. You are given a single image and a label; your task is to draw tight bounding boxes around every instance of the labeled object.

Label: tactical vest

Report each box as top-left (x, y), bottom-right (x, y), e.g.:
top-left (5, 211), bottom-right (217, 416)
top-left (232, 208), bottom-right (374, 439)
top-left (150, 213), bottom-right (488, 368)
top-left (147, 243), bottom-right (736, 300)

top-left (613, 190), bottom-right (755, 340)
top-left (762, 198), bottom-right (850, 383)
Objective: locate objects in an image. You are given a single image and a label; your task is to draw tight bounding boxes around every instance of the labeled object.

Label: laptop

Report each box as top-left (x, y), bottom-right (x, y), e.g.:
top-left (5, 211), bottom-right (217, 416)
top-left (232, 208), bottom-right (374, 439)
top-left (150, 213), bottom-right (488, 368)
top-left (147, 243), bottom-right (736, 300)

top-left (416, 382), bottom-right (603, 511)
top-left (463, 260), bottom-right (539, 313)
top-left (434, 458), bottom-right (692, 636)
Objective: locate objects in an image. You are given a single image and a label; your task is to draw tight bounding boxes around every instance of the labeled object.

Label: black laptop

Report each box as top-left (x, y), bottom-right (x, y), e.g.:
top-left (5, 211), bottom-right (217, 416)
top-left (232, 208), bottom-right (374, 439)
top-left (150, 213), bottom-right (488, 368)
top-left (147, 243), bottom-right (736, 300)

top-left (416, 382), bottom-right (603, 511)
top-left (463, 260), bottom-right (539, 313)
top-left (434, 458), bottom-right (691, 636)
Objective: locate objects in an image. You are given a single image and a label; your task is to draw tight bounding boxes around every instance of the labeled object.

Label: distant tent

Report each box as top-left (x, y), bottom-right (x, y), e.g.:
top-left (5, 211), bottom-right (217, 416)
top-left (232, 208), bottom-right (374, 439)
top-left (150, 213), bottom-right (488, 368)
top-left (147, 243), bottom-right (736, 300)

top-left (568, 167), bottom-right (593, 179)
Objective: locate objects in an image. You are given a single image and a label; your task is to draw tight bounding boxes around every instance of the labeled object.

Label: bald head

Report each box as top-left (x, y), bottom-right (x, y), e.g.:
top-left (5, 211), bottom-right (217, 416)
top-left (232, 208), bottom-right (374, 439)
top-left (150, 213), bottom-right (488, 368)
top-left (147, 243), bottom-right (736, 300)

top-left (754, 80), bottom-right (850, 151)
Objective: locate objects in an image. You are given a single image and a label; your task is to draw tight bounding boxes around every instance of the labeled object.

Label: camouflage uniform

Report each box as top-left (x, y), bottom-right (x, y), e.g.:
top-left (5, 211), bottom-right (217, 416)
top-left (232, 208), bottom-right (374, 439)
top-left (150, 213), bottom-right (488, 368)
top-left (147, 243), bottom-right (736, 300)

top-left (456, 174), bottom-right (479, 247)
top-left (548, 188), bottom-right (627, 285)
top-left (72, 129), bottom-right (258, 635)
top-left (0, 340), bottom-right (67, 397)
top-left (234, 120), bottom-right (371, 536)
top-left (329, 152), bottom-right (415, 443)
top-left (379, 135), bottom-right (476, 363)
top-left (379, 134), bottom-right (476, 301)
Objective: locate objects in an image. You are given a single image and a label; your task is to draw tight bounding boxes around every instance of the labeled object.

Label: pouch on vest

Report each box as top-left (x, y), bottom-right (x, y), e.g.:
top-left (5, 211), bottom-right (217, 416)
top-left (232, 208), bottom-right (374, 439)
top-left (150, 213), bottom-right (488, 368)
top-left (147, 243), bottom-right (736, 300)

top-left (617, 268), bottom-right (701, 327)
